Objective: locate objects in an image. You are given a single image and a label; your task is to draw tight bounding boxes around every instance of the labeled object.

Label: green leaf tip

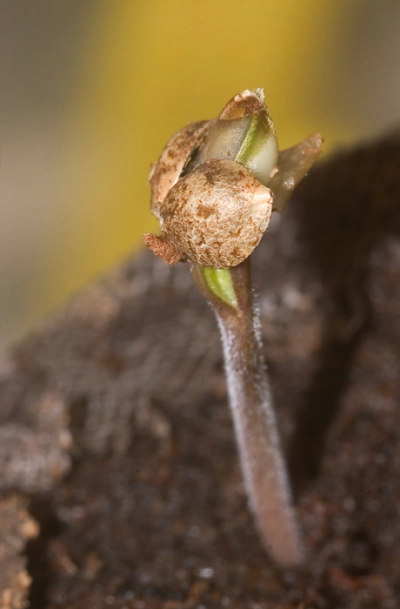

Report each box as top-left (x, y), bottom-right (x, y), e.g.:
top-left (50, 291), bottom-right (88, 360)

top-left (235, 113), bottom-right (262, 164)
top-left (235, 110), bottom-right (278, 186)
top-left (202, 267), bottom-right (238, 308)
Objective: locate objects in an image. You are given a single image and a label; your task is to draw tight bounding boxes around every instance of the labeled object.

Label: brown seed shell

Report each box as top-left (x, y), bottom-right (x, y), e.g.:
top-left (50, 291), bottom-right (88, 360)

top-left (219, 89), bottom-right (265, 120)
top-left (159, 159), bottom-right (273, 268)
top-left (142, 233), bottom-right (182, 265)
top-left (150, 120), bottom-right (214, 219)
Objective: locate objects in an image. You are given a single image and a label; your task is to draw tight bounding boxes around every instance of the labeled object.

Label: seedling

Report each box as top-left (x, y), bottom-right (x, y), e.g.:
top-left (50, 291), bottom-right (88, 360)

top-left (144, 89), bottom-right (322, 566)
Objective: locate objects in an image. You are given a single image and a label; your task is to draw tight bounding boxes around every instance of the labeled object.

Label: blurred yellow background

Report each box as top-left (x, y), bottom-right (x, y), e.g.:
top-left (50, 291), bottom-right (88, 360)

top-left (1, 0), bottom-right (400, 350)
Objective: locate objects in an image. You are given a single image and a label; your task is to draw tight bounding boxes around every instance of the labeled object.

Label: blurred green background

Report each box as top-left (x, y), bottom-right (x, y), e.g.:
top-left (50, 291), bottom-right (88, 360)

top-left (1, 0), bottom-right (400, 351)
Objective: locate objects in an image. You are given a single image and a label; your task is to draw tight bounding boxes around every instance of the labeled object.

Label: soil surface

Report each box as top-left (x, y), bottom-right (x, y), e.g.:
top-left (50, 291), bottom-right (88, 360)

top-left (1, 132), bottom-right (400, 608)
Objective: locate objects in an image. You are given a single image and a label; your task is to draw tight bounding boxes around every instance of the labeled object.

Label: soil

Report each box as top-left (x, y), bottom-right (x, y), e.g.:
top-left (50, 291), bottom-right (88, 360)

top-left (1, 131), bottom-right (400, 608)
